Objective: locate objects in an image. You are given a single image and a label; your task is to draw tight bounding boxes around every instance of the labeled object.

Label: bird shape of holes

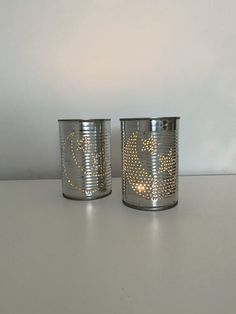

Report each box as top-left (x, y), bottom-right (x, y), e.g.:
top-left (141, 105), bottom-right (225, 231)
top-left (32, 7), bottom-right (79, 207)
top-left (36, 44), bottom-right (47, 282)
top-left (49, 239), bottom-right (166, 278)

top-left (123, 132), bottom-right (177, 200)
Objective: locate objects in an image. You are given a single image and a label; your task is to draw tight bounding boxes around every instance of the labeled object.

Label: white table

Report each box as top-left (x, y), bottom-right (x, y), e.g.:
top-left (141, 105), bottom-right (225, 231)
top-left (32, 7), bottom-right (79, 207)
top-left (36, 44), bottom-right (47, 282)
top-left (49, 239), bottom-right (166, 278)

top-left (0, 176), bottom-right (236, 314)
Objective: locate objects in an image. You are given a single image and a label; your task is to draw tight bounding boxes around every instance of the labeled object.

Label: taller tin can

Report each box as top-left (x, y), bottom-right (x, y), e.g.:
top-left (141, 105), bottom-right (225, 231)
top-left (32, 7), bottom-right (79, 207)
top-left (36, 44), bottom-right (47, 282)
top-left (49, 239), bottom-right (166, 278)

top-left (120, 117), bottom-right (180, 210)
top-left (58, 119), bottom-right (112, 200)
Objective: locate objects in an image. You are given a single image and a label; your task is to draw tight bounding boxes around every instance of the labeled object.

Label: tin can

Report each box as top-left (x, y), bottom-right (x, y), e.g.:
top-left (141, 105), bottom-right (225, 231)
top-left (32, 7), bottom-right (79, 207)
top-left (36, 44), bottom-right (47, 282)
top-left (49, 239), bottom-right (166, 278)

top-left (58, 119), bottom-right (112, 200)
top-left (120, 117), bottom-right (180, 210)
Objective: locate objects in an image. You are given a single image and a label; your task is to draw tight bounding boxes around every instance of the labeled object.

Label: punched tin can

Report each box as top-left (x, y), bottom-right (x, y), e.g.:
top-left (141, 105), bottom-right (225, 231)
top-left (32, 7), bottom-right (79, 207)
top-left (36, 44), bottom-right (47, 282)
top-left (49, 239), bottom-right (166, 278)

top-left (121, 117), bottom-right (180, 210)
top-left (59, 119), bottom-right (112, 200)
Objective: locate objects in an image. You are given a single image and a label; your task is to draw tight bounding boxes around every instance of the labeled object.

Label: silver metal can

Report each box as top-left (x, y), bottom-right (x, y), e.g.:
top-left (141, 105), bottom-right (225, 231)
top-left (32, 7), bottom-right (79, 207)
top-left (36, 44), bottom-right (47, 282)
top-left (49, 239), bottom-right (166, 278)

top-left (58, 119), bottom-right (112, 200)
top-left (120, 117), bottom-right (180, 210)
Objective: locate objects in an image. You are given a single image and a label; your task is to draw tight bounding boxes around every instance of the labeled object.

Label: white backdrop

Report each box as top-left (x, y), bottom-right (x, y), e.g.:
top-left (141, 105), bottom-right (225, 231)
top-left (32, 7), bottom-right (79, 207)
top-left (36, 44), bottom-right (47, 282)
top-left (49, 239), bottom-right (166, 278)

top-left (0, 0), bottom-right (236, 179)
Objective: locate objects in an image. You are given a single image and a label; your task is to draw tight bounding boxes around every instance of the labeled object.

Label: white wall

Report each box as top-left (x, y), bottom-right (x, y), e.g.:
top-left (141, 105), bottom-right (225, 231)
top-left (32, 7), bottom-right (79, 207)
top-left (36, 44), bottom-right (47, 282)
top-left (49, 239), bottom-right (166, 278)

top-left (0, 0), bottom-right (236, 179)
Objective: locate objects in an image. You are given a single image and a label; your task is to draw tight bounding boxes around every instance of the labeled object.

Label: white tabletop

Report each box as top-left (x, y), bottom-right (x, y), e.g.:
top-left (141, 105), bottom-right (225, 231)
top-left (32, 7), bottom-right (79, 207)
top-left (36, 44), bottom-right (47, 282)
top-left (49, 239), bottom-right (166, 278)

top-left (0, 176), bottom-right (236, 314)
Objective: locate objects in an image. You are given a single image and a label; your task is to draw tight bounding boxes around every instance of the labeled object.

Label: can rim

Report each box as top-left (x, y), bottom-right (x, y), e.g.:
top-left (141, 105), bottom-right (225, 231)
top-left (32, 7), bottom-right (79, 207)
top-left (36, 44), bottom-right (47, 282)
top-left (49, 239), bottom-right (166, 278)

top-left (120, 117), bottom-right (180, 121)
top-left (58, 119), bottom-right (111, 122)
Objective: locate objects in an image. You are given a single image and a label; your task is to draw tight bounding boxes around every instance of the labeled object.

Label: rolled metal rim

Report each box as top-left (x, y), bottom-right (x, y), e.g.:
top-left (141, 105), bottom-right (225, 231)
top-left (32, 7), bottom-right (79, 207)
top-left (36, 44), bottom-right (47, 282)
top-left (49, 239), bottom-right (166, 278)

top-left (58, 118), bottom-right (111, 122)
top-left (63, 190), bottom-right (112, 201)
top-left (120, 117), bottom-right (180, 121)
top-left (122, 200), bottom-right (178, 211)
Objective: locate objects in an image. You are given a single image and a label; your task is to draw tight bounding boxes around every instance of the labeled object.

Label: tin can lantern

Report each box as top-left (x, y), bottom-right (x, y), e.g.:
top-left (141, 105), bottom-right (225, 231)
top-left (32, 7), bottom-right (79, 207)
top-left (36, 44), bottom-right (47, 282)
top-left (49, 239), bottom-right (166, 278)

top-left (120, 117), bottom-right (180, 210)
top-left (58, 119), bottom-right (112, 200)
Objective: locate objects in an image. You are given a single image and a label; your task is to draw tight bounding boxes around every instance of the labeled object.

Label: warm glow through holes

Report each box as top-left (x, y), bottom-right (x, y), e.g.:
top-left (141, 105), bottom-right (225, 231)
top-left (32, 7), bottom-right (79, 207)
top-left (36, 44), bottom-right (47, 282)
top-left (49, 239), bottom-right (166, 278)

top-left (136, 184), bottom-right (146, 193)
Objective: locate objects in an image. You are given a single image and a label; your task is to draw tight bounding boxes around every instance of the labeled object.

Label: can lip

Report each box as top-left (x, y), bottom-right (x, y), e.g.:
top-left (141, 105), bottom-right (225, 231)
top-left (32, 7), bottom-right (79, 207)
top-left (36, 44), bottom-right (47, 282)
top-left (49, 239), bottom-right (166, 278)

top-left (120, 116), bottom-right (180, 121)
top-left (58, 118), bottom-right (111, 122)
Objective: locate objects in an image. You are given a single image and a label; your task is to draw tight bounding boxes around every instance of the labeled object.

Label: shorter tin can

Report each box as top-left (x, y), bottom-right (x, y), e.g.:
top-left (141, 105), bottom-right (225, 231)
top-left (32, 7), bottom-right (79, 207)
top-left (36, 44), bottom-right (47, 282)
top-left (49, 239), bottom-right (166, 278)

top-left (120, 117), bottom-right (180, 210)
top-left (58, 119), bottom-right (112, 200)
